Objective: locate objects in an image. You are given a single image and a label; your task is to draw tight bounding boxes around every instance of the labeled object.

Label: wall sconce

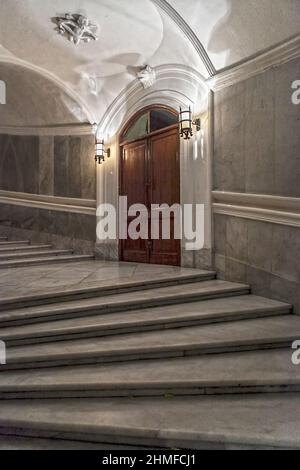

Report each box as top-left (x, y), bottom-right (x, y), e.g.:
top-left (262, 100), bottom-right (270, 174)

top-left (95, 137), bottom-right (111, 164)
top-left (179, 106), bottom-right (201, 140)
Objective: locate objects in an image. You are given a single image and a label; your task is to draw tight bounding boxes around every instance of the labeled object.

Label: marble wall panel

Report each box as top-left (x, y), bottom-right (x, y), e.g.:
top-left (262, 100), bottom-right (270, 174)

top-left (213, 57), bottom-right (300, 198)
top-left (0, 133), bottom-right (96, 246)
top-left (213, 214), bottom-right (300, 313)
top-left (0, 134), bottom-right (95, 199)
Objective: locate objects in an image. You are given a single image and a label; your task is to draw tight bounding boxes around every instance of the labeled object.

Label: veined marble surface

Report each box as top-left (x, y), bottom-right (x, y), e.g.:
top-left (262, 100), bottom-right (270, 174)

top-left (0, 260), bottom-right (206, 299)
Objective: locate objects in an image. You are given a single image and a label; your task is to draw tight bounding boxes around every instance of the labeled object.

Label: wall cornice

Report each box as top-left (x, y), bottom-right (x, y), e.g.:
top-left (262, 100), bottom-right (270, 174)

top-left (207, 34), bottom-right (300, 91)
top-left (213, 191), bottom-right (300, 228)
top-left (0, 190), bottom-right (96, 216)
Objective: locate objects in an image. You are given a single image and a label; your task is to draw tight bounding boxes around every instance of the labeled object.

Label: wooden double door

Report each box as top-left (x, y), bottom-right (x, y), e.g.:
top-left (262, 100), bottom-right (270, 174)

top-left (120, 126), bottom-right (181, 266)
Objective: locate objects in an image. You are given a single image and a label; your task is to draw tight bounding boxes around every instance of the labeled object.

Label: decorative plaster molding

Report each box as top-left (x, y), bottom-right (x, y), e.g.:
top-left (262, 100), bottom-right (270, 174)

top-left (0, 190), bottom-right (96, 216)
top-left (137, 65), bottom-right (156, 89)
top-left (151, 0), bottom-right (216, 77)
top-left (98, 64), bottom-right (208, 137)
top-left (55, 14), bottom-right (99, 45)
top-left (213, 191), bottom-right (300, 228)
top-left (0, 124), bottom-right (94, 136)
top-left (207, 34), bottom-right (300, 91)
top-left (213, 191), bottom-right (300, 212)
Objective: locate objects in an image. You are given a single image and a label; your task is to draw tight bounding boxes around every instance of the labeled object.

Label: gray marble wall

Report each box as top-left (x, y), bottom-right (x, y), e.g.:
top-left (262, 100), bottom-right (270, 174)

top-left (214, 57), bottom-right (300, 197)
top-left (0, 134), bottom-right (96, 251)
top-left (0, 203), bottom-right (96, 254)
top-left (214, 215), bottom-right (300, 313)
top-left (0, 134), bottom-right (96, 199)
top-left (213, 57), bottom-right (300, 312)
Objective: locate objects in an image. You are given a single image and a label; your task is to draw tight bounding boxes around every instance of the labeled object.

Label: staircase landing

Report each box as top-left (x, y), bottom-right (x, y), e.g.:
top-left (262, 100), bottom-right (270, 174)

top-left (0, 253), bottom-right (299, 449)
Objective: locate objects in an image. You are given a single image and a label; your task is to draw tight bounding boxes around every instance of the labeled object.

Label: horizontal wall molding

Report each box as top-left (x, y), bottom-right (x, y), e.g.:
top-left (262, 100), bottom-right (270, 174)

top-left (0, 124), bottom-right (94, 136)
top-left (0, 190), bottom-right (96, 216)
top-left (207, 34), bottom-right (300, 91)
top-left (213, 191), bottom-right (300, 228)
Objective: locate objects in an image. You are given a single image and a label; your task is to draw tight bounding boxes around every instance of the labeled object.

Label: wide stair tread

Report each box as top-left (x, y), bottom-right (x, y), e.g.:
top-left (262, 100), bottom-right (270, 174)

top-left (0, 349), bottom-right (298, 398)
top-left (0, 249), bottom-right (73, 261)
top-left (0, 240), bottom-right (30, 246)
top-left (0, 254), bottom-right (94, 269)
top-left (0, 280), bottom-right (250, 326)
top-left (4, 315), bottom-right (300, 369)
top-left (0, 244), bottom-right (53, 253)
top-left (0, 393), bottom-right (299, 449)
top-left (0, 269), bottom-right (216, 310)
top-left (0, 295), bottom-right (291, 346)
top-left (0, 436), bottom-right (138, 450)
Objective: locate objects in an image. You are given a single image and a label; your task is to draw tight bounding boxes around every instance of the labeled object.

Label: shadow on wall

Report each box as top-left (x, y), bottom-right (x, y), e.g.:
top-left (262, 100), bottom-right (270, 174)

top-left (75, 52), bottom-right (144, 117)
top-left (0, 62), bottom-right (89, 126)
top-left (206, 0), bottom-right (232, 67)
top-left (206, 0), bottom-right (300, 69)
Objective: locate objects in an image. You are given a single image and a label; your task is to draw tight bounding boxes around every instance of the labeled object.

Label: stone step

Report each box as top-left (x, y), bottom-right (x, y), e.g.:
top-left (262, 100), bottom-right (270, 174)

top-left (0, 435), bottom-right (143, 450)
top-left (0, 349), bottom-right (298, 399)
top-left (0, 295), bottom-right (291, 346)
top-left (0, 280), bottom-right (250, 326)
top-left (0, 393), bottom-right (298, 449)
top-left (0, 269), bottom-right (216, 311)
top-left (0, 237), bottom-right (8, 241)
top-left (0, 244), bottom-right (53, 254)
top-left (3, 315), bottom-right (300, 370)
top-left (0, 254), bottom-right (94, 270)
top-left (0, 240), bottom-right (30, 247)
top-left (0, 249), bottom-right (74, 261)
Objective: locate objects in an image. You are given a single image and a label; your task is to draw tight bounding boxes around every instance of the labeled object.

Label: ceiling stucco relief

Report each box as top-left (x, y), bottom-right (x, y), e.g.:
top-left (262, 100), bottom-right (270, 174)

top-left (0, 0), bottom-right (204, 125)
top-left (0, 0), bottom-right (299, 127)
top-left (54, 13), bottom-right (99, 45)
top-left (97, 64), bottom-right (209, 141)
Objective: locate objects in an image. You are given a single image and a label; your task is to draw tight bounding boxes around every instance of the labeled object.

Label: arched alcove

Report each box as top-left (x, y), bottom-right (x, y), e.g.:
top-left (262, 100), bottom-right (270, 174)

top-left (95, 64), bottom-right (213, 269)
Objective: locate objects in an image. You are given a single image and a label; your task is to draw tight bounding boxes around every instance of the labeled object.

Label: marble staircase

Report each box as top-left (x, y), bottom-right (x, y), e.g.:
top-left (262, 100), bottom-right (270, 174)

top-left (0, 262), bottom-right (299, 449)
top-left (0, 238), bottom-right (94, 268)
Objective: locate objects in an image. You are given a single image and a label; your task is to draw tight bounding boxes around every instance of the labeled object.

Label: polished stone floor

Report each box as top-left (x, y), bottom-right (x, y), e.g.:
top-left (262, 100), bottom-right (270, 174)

top-left (0, 260), bottom-right (204, 298)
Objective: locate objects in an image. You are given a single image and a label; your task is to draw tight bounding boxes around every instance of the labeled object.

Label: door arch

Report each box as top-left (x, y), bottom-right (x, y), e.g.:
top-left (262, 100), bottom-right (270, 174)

top-left (119, 105), bottom-right (181, 266)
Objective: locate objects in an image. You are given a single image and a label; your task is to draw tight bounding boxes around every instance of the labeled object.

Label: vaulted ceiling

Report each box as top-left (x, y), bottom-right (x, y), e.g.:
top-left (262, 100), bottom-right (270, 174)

top-left (0, 0), bottom-right (299, 126)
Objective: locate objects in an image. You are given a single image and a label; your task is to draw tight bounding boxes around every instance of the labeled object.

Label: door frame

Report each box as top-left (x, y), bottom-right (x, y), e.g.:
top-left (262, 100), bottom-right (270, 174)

top-left (118, 105), bottom-right (181, 265)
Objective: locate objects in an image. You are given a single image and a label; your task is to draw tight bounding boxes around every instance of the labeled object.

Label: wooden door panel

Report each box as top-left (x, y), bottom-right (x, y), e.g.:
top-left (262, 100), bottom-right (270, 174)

top-left (121, 142), bottom-right (147, 207)
top-left (120, 124), bottom-right (181, 266)
top-left (120, 141), bottom-right (149, 263)
top-left (150, 129), bottom-right (180, 206)
top-left (149, 129), bottom-right (181, 266)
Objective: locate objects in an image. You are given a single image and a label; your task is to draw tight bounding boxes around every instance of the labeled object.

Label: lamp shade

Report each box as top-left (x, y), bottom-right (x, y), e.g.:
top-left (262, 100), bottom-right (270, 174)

top-left (179, 106), bottom-right (193, 140)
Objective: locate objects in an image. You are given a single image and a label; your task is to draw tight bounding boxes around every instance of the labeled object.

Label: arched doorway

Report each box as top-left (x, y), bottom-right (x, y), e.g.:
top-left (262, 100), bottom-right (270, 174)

top-left (119, 105), bottom-right (181, 266)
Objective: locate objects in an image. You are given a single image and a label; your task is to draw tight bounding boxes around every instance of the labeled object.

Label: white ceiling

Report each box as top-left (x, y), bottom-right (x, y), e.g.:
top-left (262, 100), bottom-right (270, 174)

top-left (168, 0), bottom-right (300, 70)
top-left (0, 0), bottom-right (299, 126)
